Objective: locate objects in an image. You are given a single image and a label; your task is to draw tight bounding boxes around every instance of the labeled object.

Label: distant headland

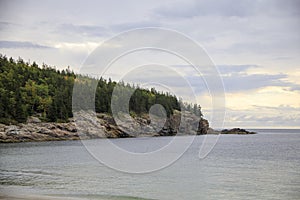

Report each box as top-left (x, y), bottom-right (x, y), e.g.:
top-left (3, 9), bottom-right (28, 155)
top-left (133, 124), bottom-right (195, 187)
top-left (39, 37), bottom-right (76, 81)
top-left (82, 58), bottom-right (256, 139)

top-left (0, 55), bottom-right (255, 143)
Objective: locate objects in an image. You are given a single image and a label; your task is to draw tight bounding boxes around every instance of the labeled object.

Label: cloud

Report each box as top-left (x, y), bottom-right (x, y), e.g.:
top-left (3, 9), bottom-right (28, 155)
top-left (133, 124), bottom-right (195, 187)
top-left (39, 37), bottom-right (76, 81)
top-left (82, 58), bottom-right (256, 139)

top-left (222, 73), bottom-right (285, 92)
top-left (219, 66), bottom-right (300, 92)
top-left (155, 0), bottom-right (300, 19)
top-left (56, 23), bottom-right (108, 37)
top-left (142, 64), bottom-right (300, 95)
top-left (107, 63), bottom-right (300, 97)
top-left (252, 104), bottom-right (300, 112)
top-left (216, 64), bottom-right (258, 74)
top-left (155, 0), bottom-right (255, 18)
top-left (224, 105), bottom-right (300, 128)
top-left (56, 21), bottom-right (162, 38)
top-left (0, 21), bottom-right (18, 31)
top-left (0, 41), bottom-right (53, 49)
top-left (111, 21), bottom-right (162, 32)
top-left (169, 64), bottom-right (300, 94)
top-left (151, 0), bottom-right (300, 66)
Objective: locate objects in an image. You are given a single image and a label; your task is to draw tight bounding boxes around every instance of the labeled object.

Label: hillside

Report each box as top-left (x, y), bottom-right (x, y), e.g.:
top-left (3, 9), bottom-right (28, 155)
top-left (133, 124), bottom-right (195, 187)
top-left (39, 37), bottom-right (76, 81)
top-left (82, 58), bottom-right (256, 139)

top-left (0, 55), bottom-right (202, 125)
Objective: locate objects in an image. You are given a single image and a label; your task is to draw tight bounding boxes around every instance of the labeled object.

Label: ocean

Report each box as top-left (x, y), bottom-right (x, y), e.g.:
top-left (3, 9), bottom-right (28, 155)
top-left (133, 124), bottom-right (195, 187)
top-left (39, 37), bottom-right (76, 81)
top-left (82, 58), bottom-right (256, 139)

top-left (0, 129), bottom-right (299, 200)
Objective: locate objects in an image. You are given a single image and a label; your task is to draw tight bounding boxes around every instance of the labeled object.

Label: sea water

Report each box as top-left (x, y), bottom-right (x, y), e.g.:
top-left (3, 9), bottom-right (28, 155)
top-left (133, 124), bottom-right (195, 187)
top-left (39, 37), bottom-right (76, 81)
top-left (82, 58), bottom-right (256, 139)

top-left (0, 129), bottom-right (299, 200)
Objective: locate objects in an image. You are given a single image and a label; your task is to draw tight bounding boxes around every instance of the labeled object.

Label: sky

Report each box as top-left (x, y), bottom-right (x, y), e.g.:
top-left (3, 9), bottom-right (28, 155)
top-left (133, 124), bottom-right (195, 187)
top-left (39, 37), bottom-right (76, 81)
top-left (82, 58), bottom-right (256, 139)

top-left (0, 0), bottom-right (299, 128)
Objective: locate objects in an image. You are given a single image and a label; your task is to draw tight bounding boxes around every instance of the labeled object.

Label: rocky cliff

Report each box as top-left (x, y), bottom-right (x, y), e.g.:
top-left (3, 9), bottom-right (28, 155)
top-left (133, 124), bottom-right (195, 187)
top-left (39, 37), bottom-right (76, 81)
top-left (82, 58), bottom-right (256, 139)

top-left (0, 111), bottom-right (254, 143)
top-left (0, 111), bottom-right (206, 142)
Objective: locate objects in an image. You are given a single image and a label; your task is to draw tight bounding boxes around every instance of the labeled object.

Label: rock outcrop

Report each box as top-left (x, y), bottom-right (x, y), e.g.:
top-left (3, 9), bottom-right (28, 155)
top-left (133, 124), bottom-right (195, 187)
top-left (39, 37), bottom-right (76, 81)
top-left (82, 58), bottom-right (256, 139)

top-left (220, 128), bottom-right (256, 135)
top-left (0, 122), bottom-right (79, 143)
top-left (197, 118), bottom-right (209, 135)
top-left (157, 110), bottom-right (210, 136)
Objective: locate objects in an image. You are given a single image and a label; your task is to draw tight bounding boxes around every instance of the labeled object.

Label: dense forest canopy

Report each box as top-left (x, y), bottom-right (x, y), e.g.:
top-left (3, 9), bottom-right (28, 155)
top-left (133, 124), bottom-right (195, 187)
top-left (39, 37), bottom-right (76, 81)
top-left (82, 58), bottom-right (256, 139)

top-left (0, 55), bottom-right (202, 124)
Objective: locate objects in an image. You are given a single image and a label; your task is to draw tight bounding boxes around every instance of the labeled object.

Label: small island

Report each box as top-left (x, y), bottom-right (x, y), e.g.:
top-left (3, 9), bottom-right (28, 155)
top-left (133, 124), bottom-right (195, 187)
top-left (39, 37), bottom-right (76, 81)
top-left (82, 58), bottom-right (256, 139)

top-left (220, 128), bottom-right (256, 135)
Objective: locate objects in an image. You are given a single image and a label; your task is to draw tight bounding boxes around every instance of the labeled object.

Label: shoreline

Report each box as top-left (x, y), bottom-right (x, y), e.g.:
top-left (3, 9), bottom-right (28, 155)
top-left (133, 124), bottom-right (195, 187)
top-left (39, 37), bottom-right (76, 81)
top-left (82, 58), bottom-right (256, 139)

top-left (0, 126), bottom-right (256, 144)
top-left (0, 112), bottom-right (255, 143)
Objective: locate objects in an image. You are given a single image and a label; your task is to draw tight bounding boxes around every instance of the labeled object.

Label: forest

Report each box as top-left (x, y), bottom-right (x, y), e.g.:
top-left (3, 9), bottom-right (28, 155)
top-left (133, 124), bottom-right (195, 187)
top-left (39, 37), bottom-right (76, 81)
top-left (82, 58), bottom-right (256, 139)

top-left (0, 55), bottom-right (202, 124)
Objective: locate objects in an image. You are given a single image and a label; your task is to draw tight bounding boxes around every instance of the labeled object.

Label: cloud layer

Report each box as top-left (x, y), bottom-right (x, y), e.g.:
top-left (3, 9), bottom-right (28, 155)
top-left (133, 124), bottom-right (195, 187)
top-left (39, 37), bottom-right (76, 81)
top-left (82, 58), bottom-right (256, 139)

top-left (0, 41), bottom-right (53, 49)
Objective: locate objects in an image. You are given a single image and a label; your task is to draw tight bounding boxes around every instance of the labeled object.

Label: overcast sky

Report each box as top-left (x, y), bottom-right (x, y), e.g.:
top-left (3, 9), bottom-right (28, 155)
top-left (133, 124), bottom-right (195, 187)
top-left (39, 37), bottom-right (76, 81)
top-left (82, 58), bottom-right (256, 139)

top-left (0, 0), bottom-right (299, 128)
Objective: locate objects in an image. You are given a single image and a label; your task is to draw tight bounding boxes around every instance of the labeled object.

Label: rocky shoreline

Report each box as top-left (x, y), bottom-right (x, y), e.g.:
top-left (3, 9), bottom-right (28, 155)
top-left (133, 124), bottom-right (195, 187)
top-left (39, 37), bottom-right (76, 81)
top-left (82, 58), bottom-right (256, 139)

top-left (0, 112), bottom-right (255, 143)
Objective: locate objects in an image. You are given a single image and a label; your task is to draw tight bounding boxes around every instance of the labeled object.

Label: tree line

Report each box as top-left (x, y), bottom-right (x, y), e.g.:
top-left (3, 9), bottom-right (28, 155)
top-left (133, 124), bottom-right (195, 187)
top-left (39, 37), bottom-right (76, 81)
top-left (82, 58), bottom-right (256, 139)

top-left (0, 55), bottom-right (202, 124)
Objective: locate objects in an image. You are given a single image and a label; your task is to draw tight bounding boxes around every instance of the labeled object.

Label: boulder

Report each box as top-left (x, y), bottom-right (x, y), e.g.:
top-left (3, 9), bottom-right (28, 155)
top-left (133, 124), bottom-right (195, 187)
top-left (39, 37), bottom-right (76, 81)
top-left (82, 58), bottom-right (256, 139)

top-left (6, 125), bottom-right (20, 135)
top-left (27, 116), bottom-right (41, 123)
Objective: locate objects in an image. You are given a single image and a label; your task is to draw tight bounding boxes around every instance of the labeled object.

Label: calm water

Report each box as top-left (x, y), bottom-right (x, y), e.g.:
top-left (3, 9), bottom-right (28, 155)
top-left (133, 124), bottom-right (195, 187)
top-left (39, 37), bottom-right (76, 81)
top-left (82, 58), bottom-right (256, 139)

top-left (0, 130), bottom-right (299, 200)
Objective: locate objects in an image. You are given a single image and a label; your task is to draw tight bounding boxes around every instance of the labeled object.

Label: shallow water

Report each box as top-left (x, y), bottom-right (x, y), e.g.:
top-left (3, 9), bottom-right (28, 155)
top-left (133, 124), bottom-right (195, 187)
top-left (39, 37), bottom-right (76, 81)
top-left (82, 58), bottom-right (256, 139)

top-left (1, 130), bottom-right (300, 200)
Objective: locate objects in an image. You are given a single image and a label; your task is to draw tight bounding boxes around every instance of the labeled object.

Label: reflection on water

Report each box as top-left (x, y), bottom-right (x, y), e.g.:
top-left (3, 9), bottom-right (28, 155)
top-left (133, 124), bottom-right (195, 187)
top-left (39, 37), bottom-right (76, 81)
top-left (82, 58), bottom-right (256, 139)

top-left (0, 130), bottom-right (300, 200)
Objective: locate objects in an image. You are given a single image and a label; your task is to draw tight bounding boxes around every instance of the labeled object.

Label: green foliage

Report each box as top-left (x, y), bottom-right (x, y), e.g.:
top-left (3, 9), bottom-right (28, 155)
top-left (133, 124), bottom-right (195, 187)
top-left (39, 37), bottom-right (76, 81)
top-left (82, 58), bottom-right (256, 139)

top-left (0, 55), bottom-right (74, 124)
top-left (0, 55), bottom-right (203, 124)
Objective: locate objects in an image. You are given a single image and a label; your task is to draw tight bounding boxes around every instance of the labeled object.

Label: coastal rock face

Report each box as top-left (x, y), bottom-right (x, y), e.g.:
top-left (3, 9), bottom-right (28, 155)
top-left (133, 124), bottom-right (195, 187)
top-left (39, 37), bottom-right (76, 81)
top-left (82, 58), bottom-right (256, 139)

top-left (0, 111), bottom-right (207, 142)
top-left (0, 112), bottom-right (254, 143)
top-left (0, 123), bottom-right (80, 143)
top-left (197, 118), bottom-right (209, 135)
top-left (156, 110), bottom-right (209, 136)
top-left (0, 112), bottom-right (154, 142)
